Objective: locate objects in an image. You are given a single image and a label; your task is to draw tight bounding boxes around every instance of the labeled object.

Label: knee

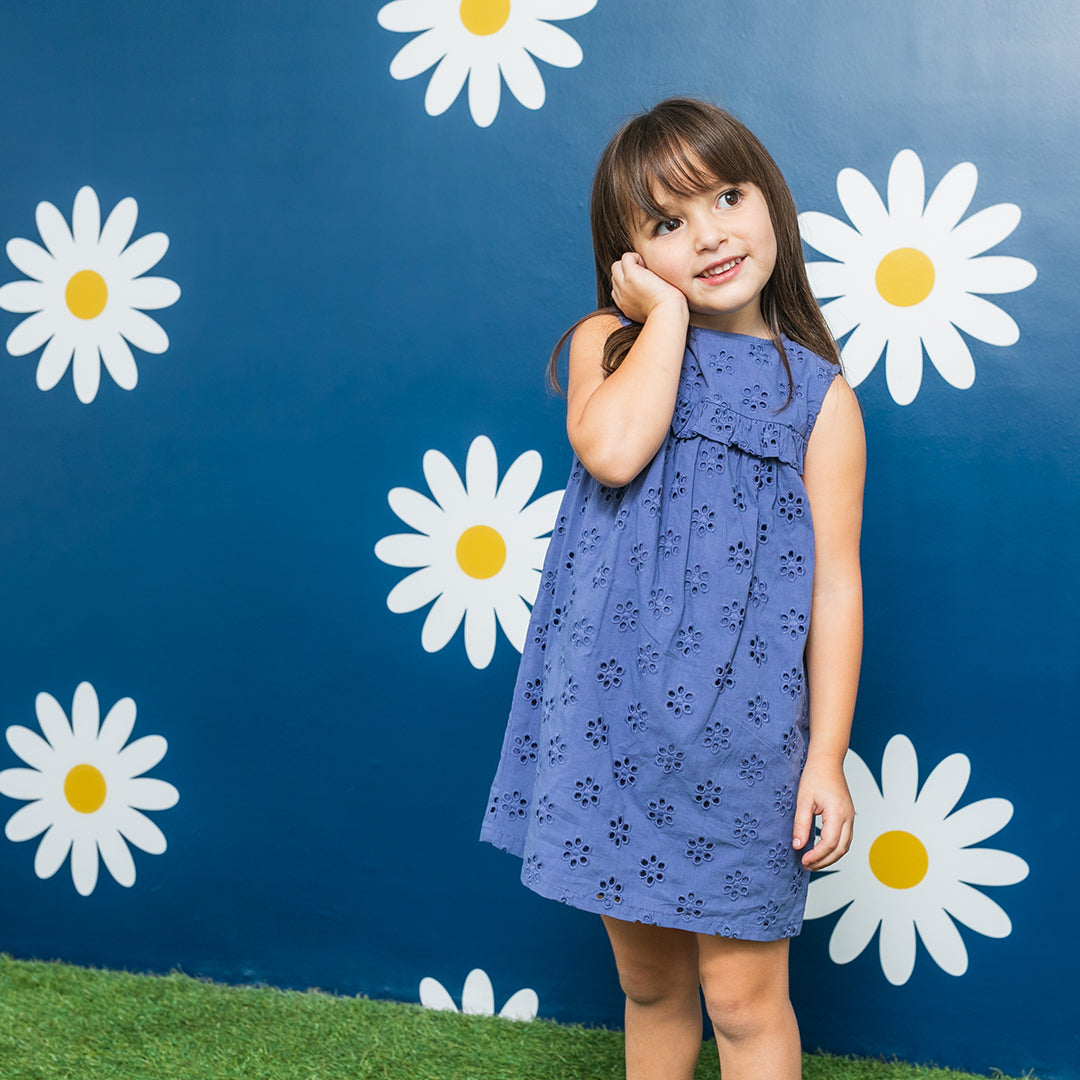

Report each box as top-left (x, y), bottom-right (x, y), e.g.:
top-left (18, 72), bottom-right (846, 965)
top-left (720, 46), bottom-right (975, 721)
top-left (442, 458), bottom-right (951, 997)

top-left (616, 961), bottom-right (696, 1009)
top-left (702, 985), bottom-right (783, 1043)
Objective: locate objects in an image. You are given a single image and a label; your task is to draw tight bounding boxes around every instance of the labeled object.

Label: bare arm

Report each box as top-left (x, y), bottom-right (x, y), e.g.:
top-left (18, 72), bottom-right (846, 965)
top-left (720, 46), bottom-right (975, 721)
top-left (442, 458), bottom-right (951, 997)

top-left (792, 374), bottom-right (866, 869)
top-left (566, 254), bottom-right (689, 487)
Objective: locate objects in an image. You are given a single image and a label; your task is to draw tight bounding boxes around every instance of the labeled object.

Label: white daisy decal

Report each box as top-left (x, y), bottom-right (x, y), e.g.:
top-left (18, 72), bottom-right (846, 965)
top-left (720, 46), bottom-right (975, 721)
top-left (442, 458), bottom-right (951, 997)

top-left (799, 150), bottom-right (1036, 405)
top-left (420, 967), bottom-right (538, 1020)
top-left (804, 734), bottom-right (1028, 986)
top-left (374, 434), bottom-right (562, 670)
top-left (376, 0), bottom-right (596, 128)
top-left (0, 682), bottom-right (179, 896)
top-left (0, 186), bottom-right (180, 403)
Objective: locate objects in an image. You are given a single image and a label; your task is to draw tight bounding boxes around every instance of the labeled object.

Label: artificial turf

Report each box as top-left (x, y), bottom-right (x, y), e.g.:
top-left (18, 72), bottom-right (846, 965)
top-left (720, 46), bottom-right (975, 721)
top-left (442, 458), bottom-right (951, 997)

top-left (0, 955), bottom-right (1037, 1080)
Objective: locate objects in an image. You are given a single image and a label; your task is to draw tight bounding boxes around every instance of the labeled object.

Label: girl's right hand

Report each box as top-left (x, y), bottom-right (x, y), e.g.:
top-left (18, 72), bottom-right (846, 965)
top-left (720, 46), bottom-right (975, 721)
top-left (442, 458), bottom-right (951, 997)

top-left (611, 252), bottom-right (688, 325)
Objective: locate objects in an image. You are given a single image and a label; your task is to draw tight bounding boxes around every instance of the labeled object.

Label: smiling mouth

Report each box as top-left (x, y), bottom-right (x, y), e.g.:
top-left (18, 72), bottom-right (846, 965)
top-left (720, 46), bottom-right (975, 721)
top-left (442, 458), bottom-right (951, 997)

top-left (696, 257), bottom-right (744, 280)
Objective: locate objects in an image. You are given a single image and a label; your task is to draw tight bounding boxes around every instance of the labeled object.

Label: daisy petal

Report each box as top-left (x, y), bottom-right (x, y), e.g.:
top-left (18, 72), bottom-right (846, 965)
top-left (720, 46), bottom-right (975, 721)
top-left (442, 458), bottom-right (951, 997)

top-left (942, 797), bottom-right (1013, 847)
top-left (879, 913), bottom-right (917, 985)
top-left (418, 976), bottom-right (458, 1012)
top-left (6, 237), bottom-right (54, 281)
top-left (922, 162), bottom-right (978, 232)
top-left (494, 591), bottom-right (531, 652)
top-left (518, 490), bottom-right (563, 539)
top-left (880, 734), bottom-right (919, 806)
top-left (465, 435), bottom-right (498, 501)
top-left (99, 333), bottom-right (139, 391)
top-left (387, 486), bottom-right (443, 535)
top-left (387, 566), bottom-right (445, 614)
top-left (839, 321), bottom-right (886, 388)
top-left (798, 211), bottom-right (862, 262)
top-left (498, 987), bottom-right (538, 1021)
top-left (950, 203), bottom-right (1022, 259)
top-left (7, 310), bottom-right (56, 356)
top-left (98, 697), bottom-right (137, 754)
top-left (35, 201), bottom-right (74, 258)
top-left (423, 448), bottom-right (468, 510)
top-left (818, 295), bottom-right (862, 342)
top-left (117, 807), bottom-right (167, 854)
top-left (6, 725), bottom-right (55, 770)
top-left (828, 899), bottom-right (880, 964)
top-left (5, 800), bottom-right (54, 842)
top-left (522, 20), bottom-right (583, 67)
top-left (117, 232), bottom-right (169, 279)
top-left (960, 256), bottom-right (1037, 295)
top-left (119, 309), bottom-right (170, 354)
top-left (36, 693), bottom-right (74, 750)
top-left (0, 767), bottom-right (47, 801)
top-left (914, 906), bottom-right (968, 976)
top-left (467, 59), bottom-right (501, 129)
top-left (389, 28), bottom-right (448, 80)
top-left (943, 881), bottom-right (1012, 938)
top-left (34, 826), bottom-right (72, 879)
top-left (884, 334), bottom-right (923, 406)
top-left (836, 167), bottom-right (888, 235)
top-left (952, 847), bottom-right (1028, 887)
top-left (533, 0), bottom-right (597, 17)
top-left (921, 320), bottom-right (975, 390)
top-left (887, 150), bottom-right (925, 223)
top-left (126, 777), bottom-right (180, 811)
top-left (116, 734), bottom-right (169, 778)
top-left (71, 835), bottom-right (100, 895)
top-left (377, 0), bottom-right (442, 32)
top-left (421, 591), bottom-right (467, 652)
top-left (73, 342), bottom-right (102, 403)
top-left (36, 335), bottom-right (75, 391)
top-left (842, 746), bottom-right (883, 808)
top-left (501, 45), bottom-right (547, 110)
top-left (914, 752), bottom-right (970, 819)
top-left (0, 280), bottom-right (46, 313)
top-left (461, 969), bottom-right (495, 1016)
top-left (496, 450), bottom-right (542, 513)
top-left (72, 187), bottom-right (101, 247)
top-left (804, 868), bottom-right (857, 918)
top-left (125, 276), bottom-right (181, 310)
top-left (425, 52), bottom-right (470, 117)
top-left (464, 602), bottom-right (497, 668)
top-left (97, 829), bottom-right (136, 887)
top-left (804, 261), bottom-right (853, 301)
top-left (72, 682), bottom-right (101, 743)
top-left (98, 197), bottom-right (139, 257)
top-left (949, 294), bottom-right (1019, 346)
top-left (375, 533), bottom-right (438, 568)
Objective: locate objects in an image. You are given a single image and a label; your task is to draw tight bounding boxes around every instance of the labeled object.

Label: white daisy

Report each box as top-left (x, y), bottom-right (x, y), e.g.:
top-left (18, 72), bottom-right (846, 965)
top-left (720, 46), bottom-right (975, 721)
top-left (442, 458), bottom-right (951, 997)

top-left (377, 0), bottom-right (596, 128)
top-left (0, 682), bottom-right (179, 897)
top-left (0, 186), bottom-right (180, 403)
top-left (799, 150), bottom-right (1036, 405)
top-left (804, 734), bottom-right (1028, 986)
top-left (420, 967), bottom-right (538, 1020)
top-left (375, 434), bottom-right (562, 670)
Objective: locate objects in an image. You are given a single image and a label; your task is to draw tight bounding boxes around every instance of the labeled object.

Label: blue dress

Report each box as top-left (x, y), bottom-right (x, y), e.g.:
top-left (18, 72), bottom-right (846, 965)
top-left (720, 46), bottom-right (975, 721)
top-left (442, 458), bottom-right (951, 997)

top-left (480, 327), bottom-right (839, 940)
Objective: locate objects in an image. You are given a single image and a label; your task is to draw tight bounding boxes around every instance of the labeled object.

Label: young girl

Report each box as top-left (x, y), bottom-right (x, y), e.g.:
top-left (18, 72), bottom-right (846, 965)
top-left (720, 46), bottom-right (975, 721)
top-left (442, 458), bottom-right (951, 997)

top-left (480, 98), bottom-right (864, 1080)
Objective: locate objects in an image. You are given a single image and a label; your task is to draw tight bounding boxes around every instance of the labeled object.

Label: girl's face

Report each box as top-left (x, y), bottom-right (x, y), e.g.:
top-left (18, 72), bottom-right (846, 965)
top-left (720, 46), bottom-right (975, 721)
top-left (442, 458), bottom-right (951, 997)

top-left (628, 180), bottom-right (777, 337)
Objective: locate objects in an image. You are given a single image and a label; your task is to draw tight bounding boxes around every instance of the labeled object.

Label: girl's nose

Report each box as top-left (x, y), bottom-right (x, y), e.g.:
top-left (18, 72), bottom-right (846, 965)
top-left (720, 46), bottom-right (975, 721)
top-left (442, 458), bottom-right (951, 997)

top-left (694, 222), bottom-right (724, 251)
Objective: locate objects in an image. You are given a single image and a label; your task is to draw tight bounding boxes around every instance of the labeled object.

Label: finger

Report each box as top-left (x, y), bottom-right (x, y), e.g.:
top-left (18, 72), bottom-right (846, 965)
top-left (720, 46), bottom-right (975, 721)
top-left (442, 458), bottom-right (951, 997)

top-left (792, 800), bottom-right (815, 851)
top-left (805, 813), bottom-right (853, 870)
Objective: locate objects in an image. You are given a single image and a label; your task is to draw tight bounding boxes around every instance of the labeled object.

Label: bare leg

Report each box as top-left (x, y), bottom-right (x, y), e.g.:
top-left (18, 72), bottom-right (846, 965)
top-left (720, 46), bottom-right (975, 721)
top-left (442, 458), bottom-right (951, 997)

top-left (601, 916), bottom-right (703, 1080)
top-left (697, 935), bottom-right (801, 1080)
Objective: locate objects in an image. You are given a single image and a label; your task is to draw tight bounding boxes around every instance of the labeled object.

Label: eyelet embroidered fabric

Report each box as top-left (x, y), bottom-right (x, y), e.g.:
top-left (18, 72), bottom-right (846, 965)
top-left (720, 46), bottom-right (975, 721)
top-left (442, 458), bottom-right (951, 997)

top-left (480, 328), bottom-right (839, 940)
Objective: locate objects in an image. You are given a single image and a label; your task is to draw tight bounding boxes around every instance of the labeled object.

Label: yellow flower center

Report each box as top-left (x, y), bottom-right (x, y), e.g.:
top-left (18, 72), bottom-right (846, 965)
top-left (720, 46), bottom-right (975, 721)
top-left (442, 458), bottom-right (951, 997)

top-left (875, 248), bottom-right (935, 307)
top-left (460, 0), bottom-right (510, 35)
top-left (64, 764), bottom-right (107, 814)
top-left (868, 829), bottom-right (929, 889)
top-left (65, 270), bottom-right (109, 320)
top-left (456, 525), bottom-right (507, 579)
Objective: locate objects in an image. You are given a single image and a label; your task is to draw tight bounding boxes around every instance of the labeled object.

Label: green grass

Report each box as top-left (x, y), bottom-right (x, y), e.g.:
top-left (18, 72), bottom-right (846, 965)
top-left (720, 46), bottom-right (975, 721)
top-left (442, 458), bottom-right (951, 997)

top-left (0, 955), bottom-right (1036, 1080)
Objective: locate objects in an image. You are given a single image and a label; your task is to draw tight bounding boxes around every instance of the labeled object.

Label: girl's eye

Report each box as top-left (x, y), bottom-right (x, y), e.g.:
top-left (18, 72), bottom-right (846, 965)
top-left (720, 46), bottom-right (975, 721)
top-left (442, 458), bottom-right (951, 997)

top-left (655, 218), bottom-right (681, 236)
top-left (718, 189), bottom-right (743, 208)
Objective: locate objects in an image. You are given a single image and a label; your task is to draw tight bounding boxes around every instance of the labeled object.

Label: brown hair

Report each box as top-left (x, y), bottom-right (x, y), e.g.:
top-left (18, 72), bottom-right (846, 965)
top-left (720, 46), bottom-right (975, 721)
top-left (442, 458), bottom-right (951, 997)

top-left (549, 97), bottom-right (839, 399)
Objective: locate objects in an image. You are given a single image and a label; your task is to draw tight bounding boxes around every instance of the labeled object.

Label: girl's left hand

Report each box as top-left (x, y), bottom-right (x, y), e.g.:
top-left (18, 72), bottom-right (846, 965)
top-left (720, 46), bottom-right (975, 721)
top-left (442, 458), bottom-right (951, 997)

top-left (792, 755), bottom-right (854, 870)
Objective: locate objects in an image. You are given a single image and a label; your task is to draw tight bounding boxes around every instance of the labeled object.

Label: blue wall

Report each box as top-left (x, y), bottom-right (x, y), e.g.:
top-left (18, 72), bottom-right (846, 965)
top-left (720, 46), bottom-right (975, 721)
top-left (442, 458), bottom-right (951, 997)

top-left (0, 2), bottom-right (1075, 1077)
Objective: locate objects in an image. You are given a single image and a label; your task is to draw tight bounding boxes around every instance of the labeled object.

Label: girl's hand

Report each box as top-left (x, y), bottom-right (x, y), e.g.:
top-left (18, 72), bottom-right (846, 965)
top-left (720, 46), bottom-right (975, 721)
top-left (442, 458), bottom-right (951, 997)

top-left (611, 252), bottom-right (687, 324)
top-left (793, 754), bottom-right (854, 870)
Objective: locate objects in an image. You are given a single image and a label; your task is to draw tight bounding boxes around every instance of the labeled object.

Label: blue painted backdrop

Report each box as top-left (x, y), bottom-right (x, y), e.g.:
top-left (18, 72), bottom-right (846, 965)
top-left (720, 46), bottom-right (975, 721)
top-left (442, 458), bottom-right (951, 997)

top-left (0, 1), bottom-right (1075, 1077)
